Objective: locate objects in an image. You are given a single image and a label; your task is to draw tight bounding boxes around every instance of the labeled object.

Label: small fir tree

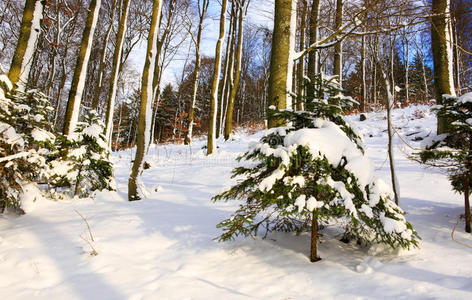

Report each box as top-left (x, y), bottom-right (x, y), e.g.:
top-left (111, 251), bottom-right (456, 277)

top-left (419, 93), bottom-right (472, 232)
top-left (0, 75), bottom-right (55, 212)
top-left (48, 110), bottom-right (115, 198)
top-left (214, 76), bottom-right (419, 262)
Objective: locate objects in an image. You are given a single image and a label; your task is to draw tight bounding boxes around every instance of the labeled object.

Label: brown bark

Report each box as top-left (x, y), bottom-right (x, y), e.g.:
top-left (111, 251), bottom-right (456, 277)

top-left (207, 0), bottom-right (228, 154)
top-left (63, 0), bottom-right (102, 135)
top-left (268, 0), bottom-right (296, 127)
top-left (128, 0), bottom-right (163, 201)
top-left (306, 0), bottom-right (320, 109)
top-left (431, 0), bottom-right (455, 134)
top-left (333, 0), bottom-right (343, 88)
top-left (224, 2), bottom-right (246, 140)
top-left (184, 0), bottom-right (209, 145)
top-left (8, 0), bottom-right (44, 89)
top-left (310, 212), bottom-right (321, 262)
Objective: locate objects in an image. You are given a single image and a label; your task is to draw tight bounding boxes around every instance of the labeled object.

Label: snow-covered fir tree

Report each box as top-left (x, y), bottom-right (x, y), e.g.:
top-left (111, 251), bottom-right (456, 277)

top-left (48, 110), bottom-right (115, 198)
top-left (0, 75), bottom-right (55, 212)
top-left (419, 92), bottom-right (472, 233)
top-left (214, 76), bottom-right (419, 262)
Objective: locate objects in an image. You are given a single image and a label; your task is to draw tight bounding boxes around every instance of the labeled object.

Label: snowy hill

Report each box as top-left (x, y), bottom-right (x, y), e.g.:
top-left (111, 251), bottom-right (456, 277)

top-left (1, 106), bottom-right (472, 299)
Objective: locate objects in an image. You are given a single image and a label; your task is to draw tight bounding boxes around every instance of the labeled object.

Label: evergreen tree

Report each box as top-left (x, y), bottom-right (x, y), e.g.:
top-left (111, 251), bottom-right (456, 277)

top-left (408, 53), bottom-right (433, 103)
top-left (214, 76), bottom-right (419, 262)
top-left (419, 93), bottom-right (472, 232)
top-left (48, 110), bottom-right (115, 198)
top-left (0, 75), bottom-right (55, 212)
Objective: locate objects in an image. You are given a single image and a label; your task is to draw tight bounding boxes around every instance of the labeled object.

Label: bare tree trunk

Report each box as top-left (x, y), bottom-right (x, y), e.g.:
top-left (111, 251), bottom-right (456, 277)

top-left (383, 71), bottom-right (400, 205)
top-left (224, 1), bottom-right (247, 140)
top-left (207, 0), bottom-right (228, 154)
top-left (431, 0), bottom-right (456, 134)
top-left (218, 3), bottom-right (236, 138)
top-left (296, 0), bottom-right (306, 111)
top-left (8, 0), bottom-right (44, 90)
top-left (92, 0), bottom-right (118, 111)
top-left (404, 36), bottom-right (409, 103)
top-left (310, 211), bottom-right (321, 262)
top-left (306, 0), bottom-right (320, 107)
top-left (184, 0), bottom-right (209, 145)
top-left (128, 0), bottom-right (163, 201)
top-left (268, 0), bottom-right (297, 128)
top-left (360, 33), bottom-right (366, 111)
top-left (63, 0), bottom-right (102, 136)
top-left (465, 137), bottom-right (472, 233)
top-left (105, 0), bottom-right (131, 146)
top-left (333, 0), bottom-right (343, 89)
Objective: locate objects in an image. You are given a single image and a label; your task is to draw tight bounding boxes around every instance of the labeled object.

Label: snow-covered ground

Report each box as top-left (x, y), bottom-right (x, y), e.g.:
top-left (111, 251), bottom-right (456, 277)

top-left (1, 106), bottom-right (472, 299)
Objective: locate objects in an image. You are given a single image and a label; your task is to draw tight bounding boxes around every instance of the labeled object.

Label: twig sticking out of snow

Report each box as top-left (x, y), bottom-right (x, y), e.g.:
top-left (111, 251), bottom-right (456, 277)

top-left (74, 209), bottom-right (98, 256)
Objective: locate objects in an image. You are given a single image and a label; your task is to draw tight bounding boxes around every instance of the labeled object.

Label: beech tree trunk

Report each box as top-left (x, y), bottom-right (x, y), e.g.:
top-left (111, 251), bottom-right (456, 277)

top-left (268, 0), bottom-right (297, 128)
top-left (333, 0), bottom-right (343, 88)
top-left (128, 0), bottom-right (163, 201)
top-left (63, 0), bottom-right (102, 136)
top-left (224, 2), bottom-right (246, 140)
top-left (207, 0), bottom-right (228, 154)
top-left (8, 0), bottom-right (44, 90)
top-left (431, 0), bottom-right (456, 134)
top-left (184, 0), bottom-right (209, 145)
top-left (105, 0), bottom-right (131, 145)
top-left (296, 0), bottom-right (306, 111)
top-left (306, 0), bottom-right (320, 107)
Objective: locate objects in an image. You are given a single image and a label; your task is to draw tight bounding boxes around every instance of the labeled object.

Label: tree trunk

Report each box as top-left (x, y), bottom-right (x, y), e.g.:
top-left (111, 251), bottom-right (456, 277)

top-left (92, 0), bottom-right (117, 111)
top-left (310, 211), bottom-right (321, 262)
top-left (268, 0), bottom-right (297, 128)
top-left (404, 37), bottom-right (409, 103)
top-left (184, 0), bottom-right (209, 145)
top-left (63, 0), bottom-right (102, 136)
top-left (8, 0), bottom-right (44, 90)
top-left (128, 0), bottom-right (163, 201)
top-left (207, 0), bottom-right (228, 154)
top-left (465, 137), bottom-right (472, 233)
top-left (296, 0), bottom-right (306, 111)
top-left (224, 3), bottom-right (246, 140)
top-left (333, 0), bottom-right (343, 89)
top-left (306, 0), bottom-right (320, 107)
top-left (384, 71), bottom-right (400, 205)
top-left (431, 0), bottom-right (456, 134)
top-left (218, 3), bottom-right (236, 139)
top-left (360, 33), bottom-right (366, 111)
top-left (105, 0), bottom-right (131, 146)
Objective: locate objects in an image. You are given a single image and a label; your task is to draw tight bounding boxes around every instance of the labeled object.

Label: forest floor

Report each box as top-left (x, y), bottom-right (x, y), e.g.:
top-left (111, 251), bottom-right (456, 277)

top-left (1, 105), bottom-right (472, 299)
